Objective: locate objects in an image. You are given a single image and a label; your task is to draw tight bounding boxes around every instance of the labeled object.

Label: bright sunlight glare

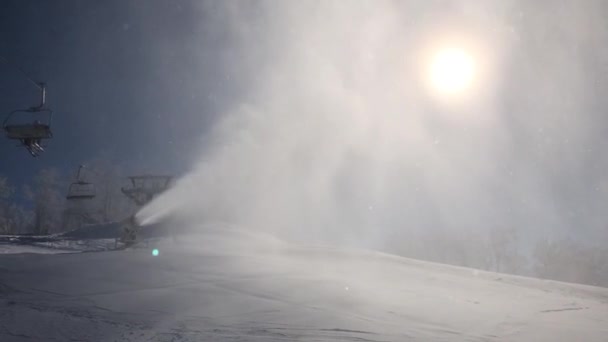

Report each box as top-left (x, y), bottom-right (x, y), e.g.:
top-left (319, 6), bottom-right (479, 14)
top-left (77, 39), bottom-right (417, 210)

top-left (429, 48), bottom-right (475, 96)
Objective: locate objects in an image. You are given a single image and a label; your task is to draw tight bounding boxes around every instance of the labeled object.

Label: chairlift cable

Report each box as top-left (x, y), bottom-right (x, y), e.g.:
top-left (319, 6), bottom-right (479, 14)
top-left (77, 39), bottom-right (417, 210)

top-left (0, 55), bottom-right (45, 91)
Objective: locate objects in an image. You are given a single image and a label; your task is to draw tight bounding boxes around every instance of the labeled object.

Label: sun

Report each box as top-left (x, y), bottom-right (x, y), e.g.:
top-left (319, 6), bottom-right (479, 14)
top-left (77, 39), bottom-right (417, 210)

top-left (428, 48), bottom-right (475, 96)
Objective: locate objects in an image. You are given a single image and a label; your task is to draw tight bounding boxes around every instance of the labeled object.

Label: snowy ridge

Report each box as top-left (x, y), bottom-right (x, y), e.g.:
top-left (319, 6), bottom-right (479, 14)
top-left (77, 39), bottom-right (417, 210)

top-left (0, 226), bottom-right (607, 341)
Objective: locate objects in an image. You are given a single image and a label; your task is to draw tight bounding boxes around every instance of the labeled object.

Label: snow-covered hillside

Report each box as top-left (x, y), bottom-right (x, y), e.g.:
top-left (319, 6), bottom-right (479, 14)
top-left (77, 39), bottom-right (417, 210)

top-left (1, 227), bottom-right (607, 341)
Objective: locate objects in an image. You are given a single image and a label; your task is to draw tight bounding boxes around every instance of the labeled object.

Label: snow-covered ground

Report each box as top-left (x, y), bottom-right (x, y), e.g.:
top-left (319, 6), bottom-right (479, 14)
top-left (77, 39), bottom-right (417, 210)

top-left (0, 244), bottom-right (71, 255)
top-left (1, 226), bottom-right (607, 341)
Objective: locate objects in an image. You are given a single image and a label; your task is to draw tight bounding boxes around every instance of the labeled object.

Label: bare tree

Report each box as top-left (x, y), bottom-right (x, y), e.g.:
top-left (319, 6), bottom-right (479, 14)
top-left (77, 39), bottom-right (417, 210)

top-left (25, 168), bottom-right (65, 235)
top-left (0, 176), bottom-right (35, 234)
top-left (0, 176), bottom-right (13, 234)
top-left (487, 226), bottom-right (524, 274)
top-left (534, 238), bottom-right (608, 287)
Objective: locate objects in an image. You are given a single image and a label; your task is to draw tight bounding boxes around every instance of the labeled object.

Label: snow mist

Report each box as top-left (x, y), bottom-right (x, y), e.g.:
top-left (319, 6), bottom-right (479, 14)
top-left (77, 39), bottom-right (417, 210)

top-left (138, 1), bottom-right (608, 254)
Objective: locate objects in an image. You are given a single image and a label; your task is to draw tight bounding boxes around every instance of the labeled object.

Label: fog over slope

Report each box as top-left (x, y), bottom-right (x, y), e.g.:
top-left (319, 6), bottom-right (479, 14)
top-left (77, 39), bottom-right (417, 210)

top-left (138, 1), bottom-right (608, 256)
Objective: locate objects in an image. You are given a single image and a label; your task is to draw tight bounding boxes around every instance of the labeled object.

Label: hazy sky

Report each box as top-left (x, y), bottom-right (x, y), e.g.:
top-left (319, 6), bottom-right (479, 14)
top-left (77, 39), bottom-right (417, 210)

top-left (3, 1), bottom-right (608, 249)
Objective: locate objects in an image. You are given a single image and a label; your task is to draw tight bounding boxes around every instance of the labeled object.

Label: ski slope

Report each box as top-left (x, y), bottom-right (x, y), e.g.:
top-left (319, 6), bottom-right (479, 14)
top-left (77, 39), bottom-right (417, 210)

top-left (1, 226), bottom-right (607, 341)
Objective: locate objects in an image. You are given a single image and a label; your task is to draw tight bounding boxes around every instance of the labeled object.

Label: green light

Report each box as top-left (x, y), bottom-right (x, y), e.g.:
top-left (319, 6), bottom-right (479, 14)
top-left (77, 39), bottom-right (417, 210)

top-left (152, 249), bottom-right (159, 256)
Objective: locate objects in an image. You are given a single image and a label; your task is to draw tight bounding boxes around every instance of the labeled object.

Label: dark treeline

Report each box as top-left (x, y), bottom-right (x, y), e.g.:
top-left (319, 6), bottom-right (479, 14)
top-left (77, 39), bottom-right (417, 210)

top-left (386, 227), bottom-right (608, 288)
top-left (0, 156), bottom-right (135, 235)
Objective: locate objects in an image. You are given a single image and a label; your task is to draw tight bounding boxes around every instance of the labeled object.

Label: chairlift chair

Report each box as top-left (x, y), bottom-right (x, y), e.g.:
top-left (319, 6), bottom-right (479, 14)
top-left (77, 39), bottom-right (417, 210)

top-left (66, 180), bottom-right (95, 200)
top-left (3, 82), bottom-right (53, 157)
top-left (66, 165), bottom-right (96, 200)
